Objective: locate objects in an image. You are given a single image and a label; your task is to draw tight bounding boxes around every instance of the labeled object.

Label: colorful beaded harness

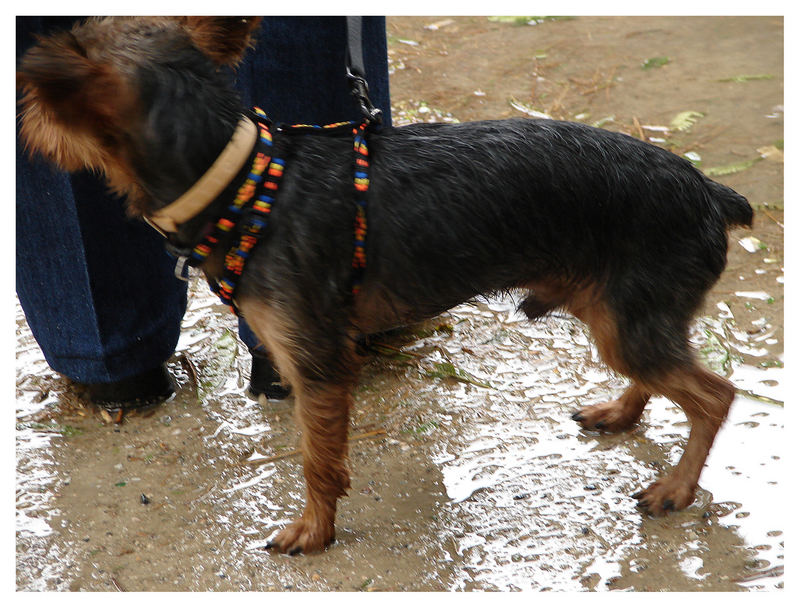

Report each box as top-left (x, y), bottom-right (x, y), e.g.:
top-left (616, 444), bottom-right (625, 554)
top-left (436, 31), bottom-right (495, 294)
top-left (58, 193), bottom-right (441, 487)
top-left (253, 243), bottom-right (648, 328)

top-left (177, 107), bottom-right (371, 313)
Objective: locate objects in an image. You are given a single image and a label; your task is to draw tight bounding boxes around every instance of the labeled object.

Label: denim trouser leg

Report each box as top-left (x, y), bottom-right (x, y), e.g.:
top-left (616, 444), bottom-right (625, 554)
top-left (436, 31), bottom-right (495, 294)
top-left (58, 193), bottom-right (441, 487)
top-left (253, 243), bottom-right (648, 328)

top-left (235, 17), bottom-right (391, 126)
top-left (16, 16), bottom-right (187, 384)
top-left (16, 16), bottom-right (391, 380)
top-left (15, 140), bottom-right (188, 384)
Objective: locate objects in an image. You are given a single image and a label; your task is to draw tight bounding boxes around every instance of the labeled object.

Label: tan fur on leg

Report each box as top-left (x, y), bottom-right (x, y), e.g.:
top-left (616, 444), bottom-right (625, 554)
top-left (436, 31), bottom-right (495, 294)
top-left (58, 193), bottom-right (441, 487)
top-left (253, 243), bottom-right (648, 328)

top-left (239, 298), bottom-right (358, 553)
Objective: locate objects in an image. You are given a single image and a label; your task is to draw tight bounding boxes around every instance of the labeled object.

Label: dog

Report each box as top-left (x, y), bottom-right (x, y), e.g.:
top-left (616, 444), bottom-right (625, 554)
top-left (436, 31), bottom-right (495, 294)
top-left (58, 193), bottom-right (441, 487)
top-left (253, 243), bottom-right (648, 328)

top-left (17, 17), bottom-right (753, 554)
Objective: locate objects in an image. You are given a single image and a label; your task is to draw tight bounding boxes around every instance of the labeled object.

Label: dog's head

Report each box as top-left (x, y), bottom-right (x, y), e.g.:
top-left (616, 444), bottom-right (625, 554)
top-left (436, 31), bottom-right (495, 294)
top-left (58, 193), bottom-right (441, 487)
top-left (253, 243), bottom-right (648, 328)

top-left (17, 17), bottom-right (261, 214)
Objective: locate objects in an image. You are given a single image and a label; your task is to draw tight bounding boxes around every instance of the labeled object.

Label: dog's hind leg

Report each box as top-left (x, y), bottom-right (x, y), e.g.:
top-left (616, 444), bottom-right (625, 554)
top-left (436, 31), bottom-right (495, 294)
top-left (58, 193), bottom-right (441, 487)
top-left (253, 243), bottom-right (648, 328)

top-left (557, 287), bottom-right (653, 432)
top-left (522, 283), bottom-right (652, 430)
top-left (572, 383), bottom-right (651, 432)
top-left (632, 365), bottom-right (734, 515)
top-left (564, 286), bottom-right (733, 515)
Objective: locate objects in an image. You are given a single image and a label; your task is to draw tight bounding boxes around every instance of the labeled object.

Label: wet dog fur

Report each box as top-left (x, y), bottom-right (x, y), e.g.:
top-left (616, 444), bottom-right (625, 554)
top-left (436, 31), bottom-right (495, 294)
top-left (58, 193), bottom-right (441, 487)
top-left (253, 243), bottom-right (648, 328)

top-left (17, 17), bottom-right (754, 554)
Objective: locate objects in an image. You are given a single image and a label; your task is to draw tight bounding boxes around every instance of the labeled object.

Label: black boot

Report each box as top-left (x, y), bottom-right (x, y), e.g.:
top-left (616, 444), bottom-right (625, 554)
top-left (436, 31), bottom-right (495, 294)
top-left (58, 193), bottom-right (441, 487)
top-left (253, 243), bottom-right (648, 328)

top-left (248, 350), bottom-right (291, 400)
top-left (83, 364), bottom-right (175, 417)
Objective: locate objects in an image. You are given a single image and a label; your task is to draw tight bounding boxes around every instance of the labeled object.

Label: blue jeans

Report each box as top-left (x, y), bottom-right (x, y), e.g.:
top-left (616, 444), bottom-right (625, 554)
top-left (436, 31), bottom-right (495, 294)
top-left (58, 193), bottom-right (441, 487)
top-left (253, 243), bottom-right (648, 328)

top-left (16, 16), bottom-right (391, 383)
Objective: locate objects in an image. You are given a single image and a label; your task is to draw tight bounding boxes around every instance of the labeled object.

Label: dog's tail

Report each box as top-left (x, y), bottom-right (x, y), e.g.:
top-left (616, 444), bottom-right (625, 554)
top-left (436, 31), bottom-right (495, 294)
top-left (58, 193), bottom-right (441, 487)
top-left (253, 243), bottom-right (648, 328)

top-left (706, 179), bottom-right (754, 229)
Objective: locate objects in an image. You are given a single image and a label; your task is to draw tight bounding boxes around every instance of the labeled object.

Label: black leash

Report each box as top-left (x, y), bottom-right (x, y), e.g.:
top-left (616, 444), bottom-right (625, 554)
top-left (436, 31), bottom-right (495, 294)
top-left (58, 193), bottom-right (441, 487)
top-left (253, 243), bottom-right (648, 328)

top-left (345, 16), bottom-right (383, 125)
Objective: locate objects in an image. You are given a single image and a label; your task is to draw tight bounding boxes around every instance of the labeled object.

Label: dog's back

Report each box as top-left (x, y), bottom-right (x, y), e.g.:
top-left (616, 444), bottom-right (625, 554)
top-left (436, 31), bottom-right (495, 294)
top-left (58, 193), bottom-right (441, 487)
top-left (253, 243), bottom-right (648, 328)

top-left (345, 119), bottom-right (751, 326)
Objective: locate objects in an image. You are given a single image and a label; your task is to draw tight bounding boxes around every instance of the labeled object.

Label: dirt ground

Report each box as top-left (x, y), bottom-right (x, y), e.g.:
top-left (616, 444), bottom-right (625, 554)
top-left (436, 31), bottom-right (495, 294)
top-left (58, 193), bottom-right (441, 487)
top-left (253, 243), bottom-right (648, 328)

top-left (16, 17), bottom-right (783, 591)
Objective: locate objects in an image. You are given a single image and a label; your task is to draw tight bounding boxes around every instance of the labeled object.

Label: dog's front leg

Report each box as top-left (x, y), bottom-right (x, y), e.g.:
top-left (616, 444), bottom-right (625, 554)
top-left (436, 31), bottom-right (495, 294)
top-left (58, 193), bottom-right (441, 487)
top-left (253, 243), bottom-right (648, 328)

top-left (239, 298), bottom-right (359, 554)
top-left (267, 379), bottom-right (354, 554)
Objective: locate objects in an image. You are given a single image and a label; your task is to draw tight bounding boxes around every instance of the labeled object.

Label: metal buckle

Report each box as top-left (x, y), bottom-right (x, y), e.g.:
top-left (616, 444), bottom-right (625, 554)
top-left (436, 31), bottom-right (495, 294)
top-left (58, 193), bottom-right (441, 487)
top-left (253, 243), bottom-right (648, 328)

top-left (173, 255), bottom-right (191, 282)
top-left (164, 241), bottom-right (193, 282)
top-left (346, 68), bottom-right (383, 125)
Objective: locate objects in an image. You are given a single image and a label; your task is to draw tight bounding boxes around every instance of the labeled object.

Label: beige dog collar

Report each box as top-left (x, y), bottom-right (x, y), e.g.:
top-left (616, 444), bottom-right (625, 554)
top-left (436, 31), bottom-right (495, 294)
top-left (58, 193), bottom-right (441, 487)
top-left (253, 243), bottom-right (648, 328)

top-left (145, 115), bottom-right (258, 235)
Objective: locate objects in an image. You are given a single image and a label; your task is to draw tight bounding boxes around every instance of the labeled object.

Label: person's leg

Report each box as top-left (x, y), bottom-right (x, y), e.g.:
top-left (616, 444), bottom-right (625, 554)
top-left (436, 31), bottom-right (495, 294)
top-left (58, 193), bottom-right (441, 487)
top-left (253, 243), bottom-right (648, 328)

top-left (235, 16), bottom-right (391, 126)
top-left (233, 17), bottom-right (391, 398)
top-left (16, 17), bottom-right (187, 405)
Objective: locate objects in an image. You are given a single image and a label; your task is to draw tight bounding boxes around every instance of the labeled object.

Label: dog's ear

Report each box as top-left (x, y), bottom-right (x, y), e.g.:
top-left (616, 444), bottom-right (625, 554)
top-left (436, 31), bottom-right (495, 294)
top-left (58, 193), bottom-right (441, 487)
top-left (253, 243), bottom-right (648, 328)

top-left (17, 29), bottom-right (126, 135)
top-left (180, 17), bottom-right (262, 66)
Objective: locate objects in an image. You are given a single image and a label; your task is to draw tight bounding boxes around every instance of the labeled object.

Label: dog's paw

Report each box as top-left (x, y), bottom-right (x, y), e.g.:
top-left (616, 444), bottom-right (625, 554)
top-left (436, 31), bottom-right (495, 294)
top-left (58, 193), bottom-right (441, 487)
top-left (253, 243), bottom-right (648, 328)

top-left (632, 476), bottom-right (696, 516)
top-left (572, 399), bottom-right (640, 433)
top-left (265, 517), bottom-right (335, 555)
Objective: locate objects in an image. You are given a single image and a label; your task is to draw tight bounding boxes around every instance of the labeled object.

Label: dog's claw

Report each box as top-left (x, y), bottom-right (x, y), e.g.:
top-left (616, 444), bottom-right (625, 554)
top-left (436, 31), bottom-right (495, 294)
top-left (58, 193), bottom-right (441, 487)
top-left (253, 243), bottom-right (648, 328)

top-left (632, 477), bottom-right (695, 516)
top-left (266, 516), bottom-right (335, 554)
top-left (264, 541), bottom-right (274, 550)
top-left (571, 411), bottom-right (586, 422)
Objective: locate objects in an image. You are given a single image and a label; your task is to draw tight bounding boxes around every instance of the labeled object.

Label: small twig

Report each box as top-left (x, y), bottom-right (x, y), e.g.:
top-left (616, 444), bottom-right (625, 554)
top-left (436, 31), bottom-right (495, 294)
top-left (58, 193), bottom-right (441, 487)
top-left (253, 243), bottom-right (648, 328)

top-left (547, 83), bottom-right (571, 116)
top-left (632, 116), bottom-right (645, 140)
top-left (734, 565), bottom-right (784, 583)
top-left (350, 429), bottom-right (388, 441)
top-left (242, 429), bottom-right (388, 465)
top-left (369, 342), bottom-right (425, 359)
top-left (673, 125), bottom-right (729, 155)
top-left (180, 353), bottom-right (198, 384)
top-left (605, 66), bottom-right (617, 101)
top-left (179, 353), bottom-right (200, 400)
top-left (585, 527), bottom-right (613, 552)
top-left (761, 209), bottom-right (784, 229)
top-left (735, 389), bottom-right (783, 407)
top-left (110, 576), bottom-right (126, 592)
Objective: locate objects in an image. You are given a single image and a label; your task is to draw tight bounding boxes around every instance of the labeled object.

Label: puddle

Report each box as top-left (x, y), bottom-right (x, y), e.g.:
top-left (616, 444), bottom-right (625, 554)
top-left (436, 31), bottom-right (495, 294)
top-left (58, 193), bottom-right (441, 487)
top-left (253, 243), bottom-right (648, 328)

top-left (16, 16), bottom-right (782, 592)
top-left (16, 283), bottom-right (784, 590)
top-left (381, 297), bottom-right (784, 591)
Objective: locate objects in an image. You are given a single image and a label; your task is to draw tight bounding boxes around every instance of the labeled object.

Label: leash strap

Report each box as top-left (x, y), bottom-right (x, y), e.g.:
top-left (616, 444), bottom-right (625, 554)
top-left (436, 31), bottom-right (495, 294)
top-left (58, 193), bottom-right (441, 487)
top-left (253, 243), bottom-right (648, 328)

top-left (345, 16), bottom-right (382, 125)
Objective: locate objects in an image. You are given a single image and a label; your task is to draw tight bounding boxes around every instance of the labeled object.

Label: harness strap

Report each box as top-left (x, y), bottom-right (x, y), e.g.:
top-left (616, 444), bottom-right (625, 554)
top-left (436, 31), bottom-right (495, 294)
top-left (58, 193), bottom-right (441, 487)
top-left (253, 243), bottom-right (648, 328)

top-left (190, 109), bottom-right (274, 277)
top-left (351, 120), bottom-right (369, 294)
top-left (183, 107), bottom-right (372, 314)
top-left (215, 125), bottom-right (288, 312)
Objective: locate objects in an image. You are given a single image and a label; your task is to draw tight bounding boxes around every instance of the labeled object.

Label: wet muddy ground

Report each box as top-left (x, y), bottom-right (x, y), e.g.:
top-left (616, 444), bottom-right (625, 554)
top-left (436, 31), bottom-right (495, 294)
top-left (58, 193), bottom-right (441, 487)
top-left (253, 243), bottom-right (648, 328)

top-left (16, 17), bottom-right (783, 591)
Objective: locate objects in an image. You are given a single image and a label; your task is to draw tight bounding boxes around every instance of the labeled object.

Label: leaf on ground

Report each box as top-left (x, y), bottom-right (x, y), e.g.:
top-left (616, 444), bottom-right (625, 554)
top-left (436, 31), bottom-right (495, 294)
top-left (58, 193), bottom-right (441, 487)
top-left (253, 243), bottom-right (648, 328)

top-left (425, 362), bottom-right (492, 388)
top-left (642, 56), bottom-right (670, 69)
top-left (698, 330), bottom-right (731, 375)
top-left (738, 236), bottom-right (767, 253)
top-left (509, 97), bottom-right (552, 119)
top-left (717, 74), bottom-right (774, 83)
top-left (424, 19), bottom-right (455, 31)
top-left (489, 16), bottom-right (573, 25)
top-left (670, 110), bottom-right (704, 132)
top-left (704, 158), bottom-right (760, 177)
top-left (592, 115), bottom-right (615, 128)
top-left (684, 151), bottom-right (702, 164)
top-left (489, 16), bottom-right (534, 24)
top-left (199, 329), bottom-right (239, 399)
top-left (757, 145), bottom-right (783, 162)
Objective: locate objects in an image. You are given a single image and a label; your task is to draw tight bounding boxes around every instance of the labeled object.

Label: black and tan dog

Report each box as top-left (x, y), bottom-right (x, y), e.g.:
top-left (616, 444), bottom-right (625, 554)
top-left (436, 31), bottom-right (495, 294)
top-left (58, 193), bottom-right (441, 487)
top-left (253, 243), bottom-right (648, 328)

top-left (17, 17), bottom-right (753, 554)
